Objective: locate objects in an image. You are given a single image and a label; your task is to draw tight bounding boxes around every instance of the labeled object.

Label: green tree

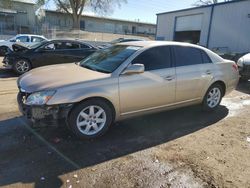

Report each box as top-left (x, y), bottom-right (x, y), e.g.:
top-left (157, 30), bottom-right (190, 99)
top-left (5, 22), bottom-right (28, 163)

top-left (37, 0), bottom-right (126, 29)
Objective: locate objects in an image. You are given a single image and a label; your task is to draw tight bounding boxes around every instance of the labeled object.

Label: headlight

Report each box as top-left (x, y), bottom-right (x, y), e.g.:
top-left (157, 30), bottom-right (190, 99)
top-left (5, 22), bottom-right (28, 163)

top-left (237, 58), bottom-right (244, 67)
top-left (25, 90), bottom-right (56, 105)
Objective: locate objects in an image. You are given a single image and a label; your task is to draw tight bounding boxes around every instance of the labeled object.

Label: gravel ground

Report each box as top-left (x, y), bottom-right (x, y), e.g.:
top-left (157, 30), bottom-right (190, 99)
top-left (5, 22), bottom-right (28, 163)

top-left (0, 58), bottom-right (250, 188)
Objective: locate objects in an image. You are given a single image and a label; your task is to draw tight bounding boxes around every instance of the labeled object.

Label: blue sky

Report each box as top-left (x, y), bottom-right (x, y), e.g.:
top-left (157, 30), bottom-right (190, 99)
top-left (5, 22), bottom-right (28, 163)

top-left (46, 0), bottom-right (224, 24)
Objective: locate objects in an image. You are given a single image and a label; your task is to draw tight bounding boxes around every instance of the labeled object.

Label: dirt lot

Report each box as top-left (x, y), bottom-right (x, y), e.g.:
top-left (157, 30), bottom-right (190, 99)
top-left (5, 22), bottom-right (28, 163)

top-left (0, 58), bottom-right (250, 188)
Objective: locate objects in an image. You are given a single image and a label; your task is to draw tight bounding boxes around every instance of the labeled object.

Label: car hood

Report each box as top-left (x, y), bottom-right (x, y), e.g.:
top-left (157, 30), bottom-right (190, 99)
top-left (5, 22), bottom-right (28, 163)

top-left (18, 63), bottom-right (110, 93)
top-left (12, 42), bottom-right (30, 52)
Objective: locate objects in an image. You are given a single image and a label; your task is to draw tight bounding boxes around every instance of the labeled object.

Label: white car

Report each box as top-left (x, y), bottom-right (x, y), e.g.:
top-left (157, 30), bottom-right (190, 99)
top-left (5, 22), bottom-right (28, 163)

top-left (0, 34), bottom-right (47, 56)
top-left (237, 53), bottom-right (250, 81)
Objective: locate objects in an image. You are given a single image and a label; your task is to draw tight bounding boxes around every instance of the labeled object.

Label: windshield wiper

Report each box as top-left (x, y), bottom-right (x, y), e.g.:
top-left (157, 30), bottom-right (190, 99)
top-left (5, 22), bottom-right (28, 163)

top-left (81, 64), bottom-right (97, 71)
top-left (94, 69), bottom-right (110, 74)
top-left (81, 64), bottom-right (110, 73)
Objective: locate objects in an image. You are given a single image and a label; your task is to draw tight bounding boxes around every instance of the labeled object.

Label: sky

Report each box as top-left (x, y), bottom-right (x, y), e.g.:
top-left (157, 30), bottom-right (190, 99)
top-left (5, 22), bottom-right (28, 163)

top-left (45, 0), bottom-right (225, 24)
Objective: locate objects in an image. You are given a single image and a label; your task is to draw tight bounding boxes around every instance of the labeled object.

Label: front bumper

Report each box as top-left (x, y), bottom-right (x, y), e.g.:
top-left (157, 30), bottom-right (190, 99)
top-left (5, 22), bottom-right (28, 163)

top-left (17, 91), bottom-right (73, 126)
top-left (2, 57), bottom-right (13, 69)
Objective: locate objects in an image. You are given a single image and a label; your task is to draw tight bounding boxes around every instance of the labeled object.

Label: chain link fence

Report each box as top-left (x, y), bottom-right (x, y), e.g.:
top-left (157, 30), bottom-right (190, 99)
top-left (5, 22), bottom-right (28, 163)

top-left (0, 24), bottom-right (154, 44)
top-left (41, 28), bottom-right (153, 42)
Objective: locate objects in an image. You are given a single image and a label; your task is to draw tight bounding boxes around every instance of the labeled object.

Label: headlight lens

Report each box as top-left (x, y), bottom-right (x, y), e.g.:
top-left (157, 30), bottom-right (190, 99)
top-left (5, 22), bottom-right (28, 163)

top-left (25, 90), bottom-right (56, 105)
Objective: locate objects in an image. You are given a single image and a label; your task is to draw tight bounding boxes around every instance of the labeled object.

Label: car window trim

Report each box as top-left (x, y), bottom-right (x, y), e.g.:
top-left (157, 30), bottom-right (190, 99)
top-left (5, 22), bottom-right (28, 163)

top-left (40, 41), bottom-right (91, 51)
top-left (201, 50), bottom-right (213, 64)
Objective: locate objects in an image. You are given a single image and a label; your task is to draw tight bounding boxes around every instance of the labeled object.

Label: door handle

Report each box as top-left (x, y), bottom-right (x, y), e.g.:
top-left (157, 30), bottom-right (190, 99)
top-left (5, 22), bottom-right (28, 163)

top-left (164, 75), bottom-right (175, 81)
top-left (206, 70), bottom-right (212, 75)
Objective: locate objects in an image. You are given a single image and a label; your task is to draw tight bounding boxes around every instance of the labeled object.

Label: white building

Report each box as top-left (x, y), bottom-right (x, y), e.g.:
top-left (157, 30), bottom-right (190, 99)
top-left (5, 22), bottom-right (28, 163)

top-left (42, 10), bottom-right (156, 37)
top-left (0, 0), bottom-right (36, 34)
top-left (156, 0), bottom-right (250, 53)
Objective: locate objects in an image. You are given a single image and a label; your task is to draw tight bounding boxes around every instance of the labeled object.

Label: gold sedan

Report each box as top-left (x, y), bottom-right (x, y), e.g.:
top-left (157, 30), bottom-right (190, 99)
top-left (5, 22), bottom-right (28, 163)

top-left (17, 41), bottom-right (239, 139)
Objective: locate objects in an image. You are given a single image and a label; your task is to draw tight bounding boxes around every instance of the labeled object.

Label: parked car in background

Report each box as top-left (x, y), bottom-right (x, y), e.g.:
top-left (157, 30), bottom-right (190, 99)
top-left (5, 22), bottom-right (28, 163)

top-left (3, 39), bottom-right (97, 74)
top-left (0, 34), bottom-right (47, 56)
top-left (98, 38), bottom-right (145, 49)
top-left (212, 47), bottom-right (247, 62)
top-left (237, 53), bottom-right (250, 81)
top-left (17, 41), bottom-right (239, 139)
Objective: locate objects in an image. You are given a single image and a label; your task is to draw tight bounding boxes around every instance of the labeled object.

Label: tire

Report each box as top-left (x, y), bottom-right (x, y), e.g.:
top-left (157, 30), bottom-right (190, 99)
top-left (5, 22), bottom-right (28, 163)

top-left (0, 46), bottom-right (10, 56)
top-left (68, 99), bottom-right (113, 139)
top-left (202, 84), bottom-right (223, 111)
top-left (13, 59), bottom-right (31, 75)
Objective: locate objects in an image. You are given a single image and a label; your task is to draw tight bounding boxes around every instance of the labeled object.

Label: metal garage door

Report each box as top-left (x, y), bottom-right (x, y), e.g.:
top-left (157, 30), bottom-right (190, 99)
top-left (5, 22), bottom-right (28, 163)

top-left (175, 14), bottom-right (203, 31)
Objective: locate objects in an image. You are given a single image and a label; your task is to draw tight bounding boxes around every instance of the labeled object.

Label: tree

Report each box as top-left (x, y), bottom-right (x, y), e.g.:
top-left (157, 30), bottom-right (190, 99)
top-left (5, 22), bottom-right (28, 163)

top-left (193, 0), bottom-right (233, 6)
top-left (37, 0), bottom-right (126, 29)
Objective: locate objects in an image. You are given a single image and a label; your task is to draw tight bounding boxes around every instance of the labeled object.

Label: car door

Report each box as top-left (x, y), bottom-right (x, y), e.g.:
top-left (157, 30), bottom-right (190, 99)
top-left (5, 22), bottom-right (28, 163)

top-left (119, 46), bottom-right (176, 114)
top-left (31, 42), bottom-right (65, 67)
top-left (174, 46), bottom-right (214, 102)
top-left (63, 42), bottom-right (96, 62)
top-left (63, 42), bottom-right (85, 62)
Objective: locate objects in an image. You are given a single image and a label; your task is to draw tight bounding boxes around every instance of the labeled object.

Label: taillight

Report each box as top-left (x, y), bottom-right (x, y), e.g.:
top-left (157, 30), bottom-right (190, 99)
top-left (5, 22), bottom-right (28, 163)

top-left (232, 63), bottom-right (238, 71)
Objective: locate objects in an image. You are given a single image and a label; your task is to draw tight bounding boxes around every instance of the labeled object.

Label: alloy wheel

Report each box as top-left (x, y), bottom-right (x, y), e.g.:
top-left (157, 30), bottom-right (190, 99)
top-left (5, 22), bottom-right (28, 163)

top-left (16, 60), bottom-right (30, 73)
top-left (207, 87), bottom-right (221, 108)
top-left (76, 105), bottom-right (107, 135)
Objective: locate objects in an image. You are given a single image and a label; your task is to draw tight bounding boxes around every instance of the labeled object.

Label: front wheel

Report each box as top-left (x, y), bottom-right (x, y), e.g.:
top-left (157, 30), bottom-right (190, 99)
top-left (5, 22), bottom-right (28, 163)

top-left (68, 99), bottom-right (113, 139)
top-left (202, 84), bottom-right (223, 111)
top-left (13, 59), bottom-right (31, 75)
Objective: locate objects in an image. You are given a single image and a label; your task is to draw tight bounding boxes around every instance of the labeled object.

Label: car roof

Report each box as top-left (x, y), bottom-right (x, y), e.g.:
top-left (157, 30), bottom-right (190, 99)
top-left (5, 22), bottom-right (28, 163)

top-left (16, 34), bottom-right (46, 38)
top-left (47, 39), bottom-right (95, 47)
top-left (119, 40), bottom-right (224, 62)
top-left (118, 40), bottom-right (202, 48)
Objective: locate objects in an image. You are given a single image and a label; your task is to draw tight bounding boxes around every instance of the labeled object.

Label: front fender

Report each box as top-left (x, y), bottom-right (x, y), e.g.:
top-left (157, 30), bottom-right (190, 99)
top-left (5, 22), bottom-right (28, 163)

top-left (47, 79), bottom-right (120, 119)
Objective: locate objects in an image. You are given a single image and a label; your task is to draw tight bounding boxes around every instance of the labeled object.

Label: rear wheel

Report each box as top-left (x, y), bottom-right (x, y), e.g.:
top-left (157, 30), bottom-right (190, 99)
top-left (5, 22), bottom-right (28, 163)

top-left (202, 84), bottom-right (223, 111)
top-left (13, 59), bottom-right (31, 75)
top-left (68, 99), bottom-right (113, 139)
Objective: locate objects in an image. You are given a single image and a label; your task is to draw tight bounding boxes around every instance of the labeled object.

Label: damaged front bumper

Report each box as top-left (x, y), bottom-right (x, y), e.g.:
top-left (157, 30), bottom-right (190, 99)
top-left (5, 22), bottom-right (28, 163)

top-left (239, 65), bottom-right (250, 79)
top-left (17, 92), bottom-right (73, 126)
top-left (2, 57), bottom-right (13, 69)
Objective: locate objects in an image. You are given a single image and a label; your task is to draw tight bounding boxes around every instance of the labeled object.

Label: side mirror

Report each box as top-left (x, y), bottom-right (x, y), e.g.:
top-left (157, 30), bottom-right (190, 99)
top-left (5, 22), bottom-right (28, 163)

top-left (122, 64), bottom-right (145, 75)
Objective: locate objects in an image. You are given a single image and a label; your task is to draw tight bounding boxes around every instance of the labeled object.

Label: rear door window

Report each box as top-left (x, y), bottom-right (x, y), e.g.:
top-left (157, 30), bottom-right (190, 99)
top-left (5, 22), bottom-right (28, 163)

top-left (174, 46), bottom-right (203, 67)
top-left (132, 46), bottom-right (172, 71)
top-left (31, 36), bottom-right (44, 42)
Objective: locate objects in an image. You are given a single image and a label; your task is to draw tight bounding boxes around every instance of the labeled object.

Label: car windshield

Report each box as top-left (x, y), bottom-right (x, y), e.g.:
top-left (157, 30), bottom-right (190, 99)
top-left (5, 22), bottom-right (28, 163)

top-left (79, 45), bottom-right (141, 73)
